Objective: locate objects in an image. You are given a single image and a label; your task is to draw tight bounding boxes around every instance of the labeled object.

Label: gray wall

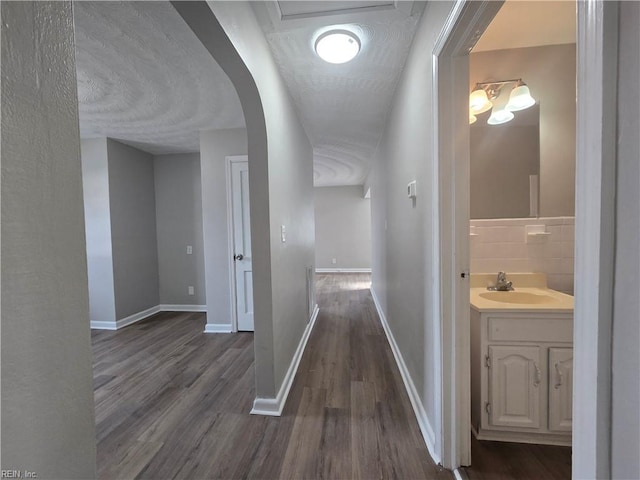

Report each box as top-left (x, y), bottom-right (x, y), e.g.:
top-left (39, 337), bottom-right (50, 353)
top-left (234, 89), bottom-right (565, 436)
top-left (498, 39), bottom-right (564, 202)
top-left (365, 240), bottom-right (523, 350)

top-left (199, 128), bottom-right (247, 326)
top-left (183, 2), bottom-right (316, 400)
top-left (154, 153), bottom-right (205, 306)
top-left (470, 44), bottom-right (576, 217)
top-left (370, 1), bottom-right (455, 447)
top-left (107, 139), bottom-right (160, 319)
top-left (315, 186), bottom-right (372, 269)
top-left (611, 2), bottom-right (640, 478)
top-left (81, 137), bottom-right (116, 323)
top-left (1, 2), bottom-right (96, 476)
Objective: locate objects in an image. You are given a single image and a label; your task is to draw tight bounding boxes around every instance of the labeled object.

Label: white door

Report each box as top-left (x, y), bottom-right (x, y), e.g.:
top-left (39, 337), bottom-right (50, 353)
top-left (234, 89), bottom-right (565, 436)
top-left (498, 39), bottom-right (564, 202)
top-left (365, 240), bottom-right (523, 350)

top-left (488, 345), bottom-right (541, 429)
top-left (548, 347), bottom-right (573, 432)
top-left (231, 160), bottom-right (254, 331)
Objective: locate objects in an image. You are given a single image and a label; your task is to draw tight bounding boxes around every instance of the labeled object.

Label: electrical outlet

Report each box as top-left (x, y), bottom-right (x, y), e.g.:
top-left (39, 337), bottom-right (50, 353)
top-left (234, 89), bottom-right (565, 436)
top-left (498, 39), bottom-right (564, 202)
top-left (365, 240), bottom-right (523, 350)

top-left (186, 245), bottom-right (193, 255)
top-left (188, 286), bottom-right (194, 296)
top-left (281, 225), bottom-right (286, 243)
top-left (332, 258), bottom-right (337, 265)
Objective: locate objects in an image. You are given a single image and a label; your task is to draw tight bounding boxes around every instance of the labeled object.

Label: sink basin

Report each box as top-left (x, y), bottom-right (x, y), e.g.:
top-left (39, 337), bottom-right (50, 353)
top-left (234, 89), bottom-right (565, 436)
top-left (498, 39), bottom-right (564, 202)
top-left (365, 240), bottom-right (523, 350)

top-left (479, 291), bottom-right (559, 305)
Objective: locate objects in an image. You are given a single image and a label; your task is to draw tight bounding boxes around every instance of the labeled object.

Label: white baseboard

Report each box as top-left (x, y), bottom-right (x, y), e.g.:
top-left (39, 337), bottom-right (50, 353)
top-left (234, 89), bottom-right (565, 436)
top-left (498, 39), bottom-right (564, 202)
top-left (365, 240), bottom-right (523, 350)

top-left (116, 305), bottom-right (161, 329)
top-left (315, 268), bottom-right (372, 273)
top-left (370, 288), bottom-right (440, 466)
top-left (454, 468), bottom-right (467, 480)
top-left (251, 304), bottom-right (319, 416)
top-left (90, 321), bottom-right (118, 330)
top-left (203, 323), bottom-right (233, 333)
top-left (90, 304), bottom-right (206, 330)
top-left (160, 304), bottom-right (206, 312)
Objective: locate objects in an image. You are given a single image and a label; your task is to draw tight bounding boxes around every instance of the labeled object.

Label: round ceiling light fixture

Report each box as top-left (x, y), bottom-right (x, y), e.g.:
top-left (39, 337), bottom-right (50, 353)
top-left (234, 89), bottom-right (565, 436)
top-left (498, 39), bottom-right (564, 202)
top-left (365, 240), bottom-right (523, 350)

top-left (315, 30), bottom-right (361, 64)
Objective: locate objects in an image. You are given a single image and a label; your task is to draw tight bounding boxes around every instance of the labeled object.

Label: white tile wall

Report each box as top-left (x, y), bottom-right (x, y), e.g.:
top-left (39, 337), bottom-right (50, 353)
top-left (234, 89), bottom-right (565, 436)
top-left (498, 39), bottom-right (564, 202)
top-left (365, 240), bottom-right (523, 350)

top-left (470, 217), bottom-right (575, 294)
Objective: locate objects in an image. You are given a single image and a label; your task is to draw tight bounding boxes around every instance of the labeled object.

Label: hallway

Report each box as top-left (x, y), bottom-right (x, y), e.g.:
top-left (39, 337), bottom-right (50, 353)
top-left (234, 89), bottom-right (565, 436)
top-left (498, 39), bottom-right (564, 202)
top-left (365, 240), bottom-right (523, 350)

top-left (92, 273), bottom-right (450, 479)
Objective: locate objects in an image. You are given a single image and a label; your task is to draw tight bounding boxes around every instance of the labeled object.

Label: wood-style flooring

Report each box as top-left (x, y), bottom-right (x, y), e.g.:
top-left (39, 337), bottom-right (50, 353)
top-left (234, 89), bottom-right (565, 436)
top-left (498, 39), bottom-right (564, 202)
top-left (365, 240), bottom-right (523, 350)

top-left (462, 435), bottom-right (571, 480)
top-left (92, 273), bottom-right (450, 479)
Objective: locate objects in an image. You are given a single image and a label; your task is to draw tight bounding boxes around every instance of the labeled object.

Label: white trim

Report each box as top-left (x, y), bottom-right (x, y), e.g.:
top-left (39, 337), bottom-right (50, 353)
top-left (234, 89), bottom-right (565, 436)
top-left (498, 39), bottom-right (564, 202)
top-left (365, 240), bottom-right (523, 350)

top-left (90, 304), bottom-right (207, 330)
top-left (433, 0), bottom-right (504, 469)
top-left (116, 305), bottom-right (161, 329)
top-left (315, 268), bottom-right (372, 273)
top-left (370, 288), bottom-right (440, 465)
top-left (251, 304), bottom-right (319, 416)
top-left (573, 2), bottom-right (618, 478)
top-left (159, 304), bottom-right (206, 312)
top-left (226, 155), bottom-right (249, 333)
top-left (453, 469), bottom-right (466, 480)
top-left (90, 321), bottom-right (118, 330)
top-left (203, 323), bottom-right (233, 334)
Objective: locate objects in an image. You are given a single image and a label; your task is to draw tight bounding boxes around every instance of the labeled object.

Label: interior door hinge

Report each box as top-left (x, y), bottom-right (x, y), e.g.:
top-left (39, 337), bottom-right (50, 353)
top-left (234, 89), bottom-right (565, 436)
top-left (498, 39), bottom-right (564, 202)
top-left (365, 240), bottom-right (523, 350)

top-left (485, 354), bottom-right (491, 368)
top-left (485, 402), bottom-right (491, 415)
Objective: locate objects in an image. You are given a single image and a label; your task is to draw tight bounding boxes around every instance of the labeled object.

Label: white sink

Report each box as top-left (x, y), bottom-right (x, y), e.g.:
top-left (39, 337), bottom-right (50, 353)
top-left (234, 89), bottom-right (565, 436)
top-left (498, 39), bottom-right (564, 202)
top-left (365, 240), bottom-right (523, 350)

top-left (479, 291), bottom-right (559, 305)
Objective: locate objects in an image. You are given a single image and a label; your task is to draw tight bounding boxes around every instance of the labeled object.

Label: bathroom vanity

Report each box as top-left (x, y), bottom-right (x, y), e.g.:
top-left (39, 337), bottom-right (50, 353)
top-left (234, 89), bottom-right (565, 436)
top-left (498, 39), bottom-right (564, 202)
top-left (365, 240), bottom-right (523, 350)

top-left (470, 273), bottom-right (574, 446)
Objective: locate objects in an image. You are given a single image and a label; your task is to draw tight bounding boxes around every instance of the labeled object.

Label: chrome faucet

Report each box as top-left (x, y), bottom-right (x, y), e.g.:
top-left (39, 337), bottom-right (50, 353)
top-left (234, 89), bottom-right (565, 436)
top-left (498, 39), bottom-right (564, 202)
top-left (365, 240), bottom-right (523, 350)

top-left (488, 271), bottom-right (513, 291)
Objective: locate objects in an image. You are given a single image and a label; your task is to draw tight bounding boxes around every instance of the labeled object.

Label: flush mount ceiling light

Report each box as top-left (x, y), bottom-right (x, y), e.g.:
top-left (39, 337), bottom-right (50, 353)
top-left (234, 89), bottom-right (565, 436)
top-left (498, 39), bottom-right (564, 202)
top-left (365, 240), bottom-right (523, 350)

top-left (315, 30), bottom-right (361, 64)
top-left (469, 78), bottom-right (536, 125)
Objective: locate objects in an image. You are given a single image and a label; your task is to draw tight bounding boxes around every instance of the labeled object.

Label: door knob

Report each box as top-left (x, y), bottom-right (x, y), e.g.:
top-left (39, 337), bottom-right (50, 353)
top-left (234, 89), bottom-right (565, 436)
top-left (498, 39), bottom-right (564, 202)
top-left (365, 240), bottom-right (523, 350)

top-left (234, 254), bottom-right (244, 261)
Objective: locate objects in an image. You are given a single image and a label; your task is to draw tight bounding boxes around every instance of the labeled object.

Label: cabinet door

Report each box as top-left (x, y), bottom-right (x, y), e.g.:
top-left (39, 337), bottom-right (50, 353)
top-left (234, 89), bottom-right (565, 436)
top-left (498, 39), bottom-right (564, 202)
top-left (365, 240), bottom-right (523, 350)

top-left (548, 347), bottom-right (573, 432)
top-left (488, 345), bottom-right (541, 429)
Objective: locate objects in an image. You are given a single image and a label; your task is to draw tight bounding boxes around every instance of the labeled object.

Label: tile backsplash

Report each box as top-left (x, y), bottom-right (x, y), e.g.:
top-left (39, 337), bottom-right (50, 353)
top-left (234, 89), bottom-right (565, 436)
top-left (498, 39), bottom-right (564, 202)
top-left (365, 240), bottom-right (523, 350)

top-left (470, 217), bottom-right (574, 295)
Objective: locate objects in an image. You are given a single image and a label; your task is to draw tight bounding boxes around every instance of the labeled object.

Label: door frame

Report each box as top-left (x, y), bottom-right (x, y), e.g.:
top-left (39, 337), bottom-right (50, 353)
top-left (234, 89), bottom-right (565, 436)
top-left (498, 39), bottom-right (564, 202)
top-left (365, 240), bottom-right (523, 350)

top-left (434, 0), bottom-right (619, 476)
top-left (226, 154), bottom-right (249, 333)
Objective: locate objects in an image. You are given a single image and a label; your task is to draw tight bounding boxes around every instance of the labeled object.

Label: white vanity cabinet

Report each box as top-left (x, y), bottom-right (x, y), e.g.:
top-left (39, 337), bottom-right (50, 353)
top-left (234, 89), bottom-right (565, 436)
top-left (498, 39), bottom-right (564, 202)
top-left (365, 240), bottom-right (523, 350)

top-left (470, 308), bottom-right (573, 446)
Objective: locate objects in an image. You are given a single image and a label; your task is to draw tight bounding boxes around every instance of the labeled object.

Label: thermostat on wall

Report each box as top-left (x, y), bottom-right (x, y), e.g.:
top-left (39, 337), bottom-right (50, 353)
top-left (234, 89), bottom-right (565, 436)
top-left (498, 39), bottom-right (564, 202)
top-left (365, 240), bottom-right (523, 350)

top-left (407, 180), bottom-right (417, 199)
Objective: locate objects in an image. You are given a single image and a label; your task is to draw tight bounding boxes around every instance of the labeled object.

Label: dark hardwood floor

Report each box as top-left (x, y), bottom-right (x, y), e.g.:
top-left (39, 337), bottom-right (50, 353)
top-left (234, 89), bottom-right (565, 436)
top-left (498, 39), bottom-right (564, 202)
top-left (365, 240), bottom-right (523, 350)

top-left (92, 273), bottom-right (450, 479)
top-left (463, 435), bottom-right (572, 480)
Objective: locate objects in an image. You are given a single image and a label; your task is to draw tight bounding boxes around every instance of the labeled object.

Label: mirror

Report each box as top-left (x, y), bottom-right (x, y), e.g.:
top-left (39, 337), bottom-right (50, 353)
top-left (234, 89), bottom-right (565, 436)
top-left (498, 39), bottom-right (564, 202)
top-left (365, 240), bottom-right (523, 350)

top-left (470, 104), bottom-right (539, 219)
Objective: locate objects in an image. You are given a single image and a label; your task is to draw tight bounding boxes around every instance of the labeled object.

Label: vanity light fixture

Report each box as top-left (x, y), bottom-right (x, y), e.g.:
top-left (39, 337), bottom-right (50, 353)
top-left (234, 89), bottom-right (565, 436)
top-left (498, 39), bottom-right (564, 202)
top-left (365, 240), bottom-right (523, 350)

top-left (469, 113), bottom-right (478, 125)
top-left (469, 78), bottom-right (536, 125)
top-left (469, 87), bottom-right (493, 115)
top-left (487, 108), bottom-right (515, 125)
top-left (505, 80), bottom-right (536, 111)
top-left (315, 30), bottom-right (361, 64)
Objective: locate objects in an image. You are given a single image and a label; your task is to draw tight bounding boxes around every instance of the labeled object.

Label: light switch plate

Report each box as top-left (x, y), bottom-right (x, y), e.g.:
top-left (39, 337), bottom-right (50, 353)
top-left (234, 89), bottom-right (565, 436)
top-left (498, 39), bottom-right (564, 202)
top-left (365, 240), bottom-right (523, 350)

top-left (187, 245), bottom-right (193, 255)
top-left (407, 180), bottom-right (417, 198)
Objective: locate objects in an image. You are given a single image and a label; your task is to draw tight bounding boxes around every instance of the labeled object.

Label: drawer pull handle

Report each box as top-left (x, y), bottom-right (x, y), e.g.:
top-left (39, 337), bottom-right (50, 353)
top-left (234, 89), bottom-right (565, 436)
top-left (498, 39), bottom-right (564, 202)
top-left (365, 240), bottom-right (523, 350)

top-left (554, 362), bottom-right (563, 389)
top-left (534, 362), bottom-right (541, 387)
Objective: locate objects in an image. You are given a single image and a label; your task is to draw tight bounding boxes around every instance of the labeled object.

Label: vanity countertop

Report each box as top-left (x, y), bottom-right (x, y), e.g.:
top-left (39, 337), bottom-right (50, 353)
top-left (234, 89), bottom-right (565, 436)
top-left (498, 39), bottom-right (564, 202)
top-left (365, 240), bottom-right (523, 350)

top-left (470, 272), bottom-right (574, 312)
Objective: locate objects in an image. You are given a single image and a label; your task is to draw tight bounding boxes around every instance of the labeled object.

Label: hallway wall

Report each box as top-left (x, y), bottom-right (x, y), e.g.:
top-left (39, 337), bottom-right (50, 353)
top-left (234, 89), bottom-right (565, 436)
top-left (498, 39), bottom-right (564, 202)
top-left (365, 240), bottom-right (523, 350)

top-left (1, 2), bottom-right (96, 476)
top-left (200, 2), bottom-right (316, 402)
top-left (370, 0), bottom-right (457, 458)
top-left (315, 186), bottom-right (372, 270)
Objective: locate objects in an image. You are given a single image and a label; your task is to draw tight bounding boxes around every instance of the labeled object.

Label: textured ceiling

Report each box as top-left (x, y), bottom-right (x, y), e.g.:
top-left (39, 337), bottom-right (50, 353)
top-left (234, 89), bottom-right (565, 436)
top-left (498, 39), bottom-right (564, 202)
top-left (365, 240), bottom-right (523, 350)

top-left (73, 1), bottom-right (244, 155)
top-left (73, 1), bottom-right (422, 185)
top-left (252, 1), bottom-right (423, 186)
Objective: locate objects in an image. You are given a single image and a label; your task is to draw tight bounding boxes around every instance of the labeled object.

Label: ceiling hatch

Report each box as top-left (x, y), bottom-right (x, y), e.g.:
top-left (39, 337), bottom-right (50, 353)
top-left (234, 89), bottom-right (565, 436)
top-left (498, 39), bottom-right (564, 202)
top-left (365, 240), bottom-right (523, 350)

top-left (277, 1), bottom-right (395, 20)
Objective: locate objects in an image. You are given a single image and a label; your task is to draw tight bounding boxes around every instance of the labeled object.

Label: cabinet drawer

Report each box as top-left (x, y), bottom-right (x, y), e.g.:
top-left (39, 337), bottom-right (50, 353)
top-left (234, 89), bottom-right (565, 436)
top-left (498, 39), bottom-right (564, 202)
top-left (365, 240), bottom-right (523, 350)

top-left (488, 315), bottom-right (573, 343)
